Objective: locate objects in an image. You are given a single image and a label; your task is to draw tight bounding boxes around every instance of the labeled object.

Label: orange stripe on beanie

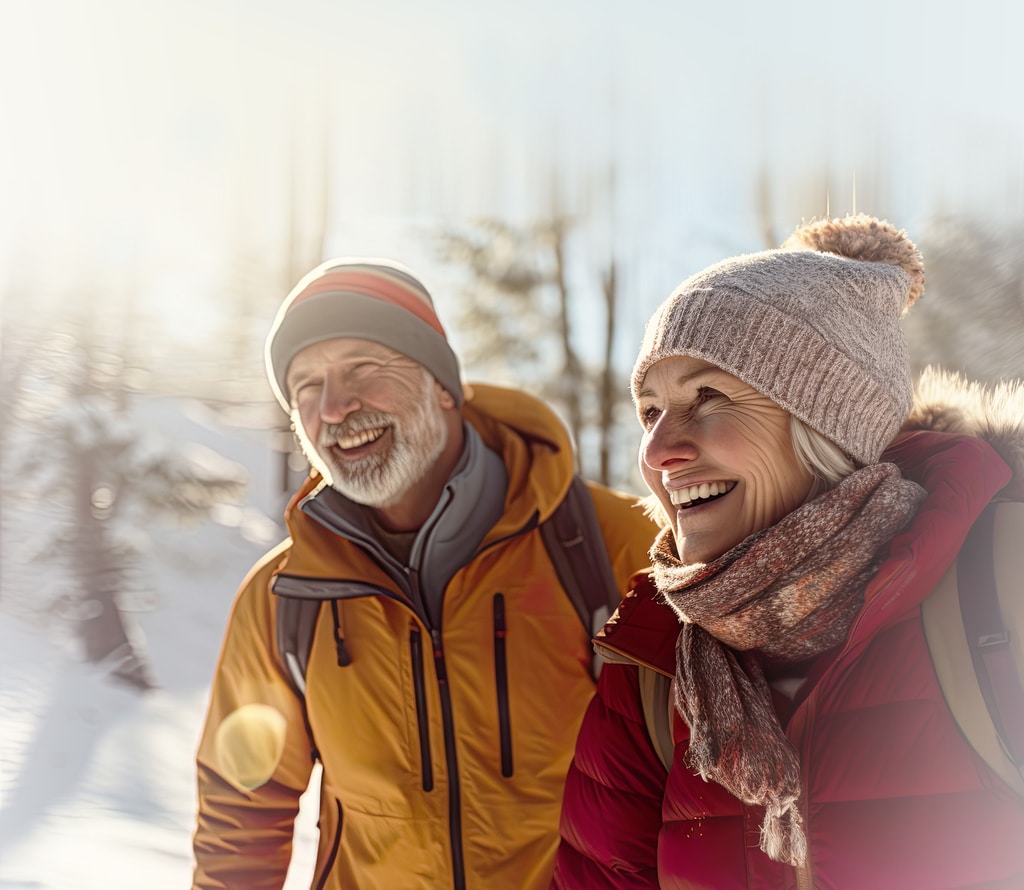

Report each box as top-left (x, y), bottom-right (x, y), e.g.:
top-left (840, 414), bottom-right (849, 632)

top-left (290, 269), bottom-right (447, 337)
top-left (265, 258), bottom-right (462, 411)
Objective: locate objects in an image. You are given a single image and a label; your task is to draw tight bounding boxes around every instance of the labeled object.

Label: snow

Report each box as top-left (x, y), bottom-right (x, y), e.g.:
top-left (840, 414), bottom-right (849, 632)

top-left (0, 397), bottom-right (319, 890)
top-left (3, 4), bottom-right (1023, 885)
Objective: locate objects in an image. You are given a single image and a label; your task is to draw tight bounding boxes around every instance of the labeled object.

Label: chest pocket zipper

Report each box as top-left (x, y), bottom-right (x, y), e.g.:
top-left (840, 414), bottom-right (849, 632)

top-left (493, 593), bottom-right (513, 777)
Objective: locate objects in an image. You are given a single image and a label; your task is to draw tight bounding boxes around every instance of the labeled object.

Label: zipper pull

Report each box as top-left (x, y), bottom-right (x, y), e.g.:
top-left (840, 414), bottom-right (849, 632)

top-left (330, 600), bottom-right (353, 666)
top-left (431, 629), bottom-right (448, 686)
top-left (493, 595), bottom-right (507, 639)
top-left (335, 637), bottom-right (352, 667)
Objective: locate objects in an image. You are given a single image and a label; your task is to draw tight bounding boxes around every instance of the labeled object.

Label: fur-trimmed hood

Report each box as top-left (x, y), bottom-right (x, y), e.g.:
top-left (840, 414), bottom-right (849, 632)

top-left (903, 366), bottom-right (1024, 501)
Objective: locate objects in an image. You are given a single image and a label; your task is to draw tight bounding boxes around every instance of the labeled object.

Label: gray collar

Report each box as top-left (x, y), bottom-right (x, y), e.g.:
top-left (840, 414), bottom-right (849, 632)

top-left (300, 423), bottom-right (508, 627)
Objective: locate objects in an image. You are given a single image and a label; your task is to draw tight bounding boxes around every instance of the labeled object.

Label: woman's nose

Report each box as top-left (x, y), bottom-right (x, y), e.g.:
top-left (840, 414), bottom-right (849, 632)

top-left (641, 416), bottom-right (700, 471)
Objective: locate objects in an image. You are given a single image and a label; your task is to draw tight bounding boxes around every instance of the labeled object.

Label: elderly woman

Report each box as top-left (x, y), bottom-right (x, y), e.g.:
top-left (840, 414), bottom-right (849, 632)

top-left (553, 215), bottom-right (1024, 888)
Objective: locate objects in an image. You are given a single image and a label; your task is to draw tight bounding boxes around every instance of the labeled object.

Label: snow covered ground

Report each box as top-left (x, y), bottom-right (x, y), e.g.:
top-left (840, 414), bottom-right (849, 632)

top-left (0, 398), bottom-right (319, 890)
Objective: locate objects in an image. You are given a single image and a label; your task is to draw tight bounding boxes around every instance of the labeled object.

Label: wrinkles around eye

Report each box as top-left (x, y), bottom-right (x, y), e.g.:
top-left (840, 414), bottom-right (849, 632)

top-left (639, 406), bottom-right (661, 427)
top-left (292, 381), bottom-right (322, 399)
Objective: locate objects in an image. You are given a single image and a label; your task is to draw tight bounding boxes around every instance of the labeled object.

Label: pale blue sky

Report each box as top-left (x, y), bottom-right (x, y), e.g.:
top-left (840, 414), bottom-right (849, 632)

top-left (1, 0), bottom-right (1021, 354)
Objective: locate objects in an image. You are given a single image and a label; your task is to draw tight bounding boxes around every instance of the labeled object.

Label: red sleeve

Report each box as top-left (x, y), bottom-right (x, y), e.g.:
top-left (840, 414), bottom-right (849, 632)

top-left (552, 662), bottom-right (666, 889)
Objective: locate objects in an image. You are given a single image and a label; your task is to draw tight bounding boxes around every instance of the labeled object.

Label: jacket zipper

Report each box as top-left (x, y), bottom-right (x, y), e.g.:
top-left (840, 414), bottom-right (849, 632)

top-left (409, 627), bottom-right (434, 792)
top-left (791, 663), bottom-right (820, 890)
top-left (493, 593), bottom-right (513, 777)
top-left (786, 565), bottom-right (919, 888)
top-left (792, 759), bottom-right (814, 890)
top-left (794, 839), bottom-right (814, 890)
top-left (314, 798), bottom-right (343, 890)
top-left (282, 514), bottom-right (526, 890)
top-left (431, 626), bottom-right (466, 890)
top-left (783, 563), bottom-right (916, 890)
top-left (406, 564), bottom-right (466, 890)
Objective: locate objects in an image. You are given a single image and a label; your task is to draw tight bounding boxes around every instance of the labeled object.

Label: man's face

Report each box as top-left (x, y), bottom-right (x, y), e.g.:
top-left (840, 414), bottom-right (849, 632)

top-left (287, 338), bottom-right (450, 507)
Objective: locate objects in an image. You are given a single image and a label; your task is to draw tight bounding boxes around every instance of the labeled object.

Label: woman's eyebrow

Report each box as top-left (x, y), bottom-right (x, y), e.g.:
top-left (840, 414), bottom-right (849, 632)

top-left (637, 368), bottom-right (720, 400)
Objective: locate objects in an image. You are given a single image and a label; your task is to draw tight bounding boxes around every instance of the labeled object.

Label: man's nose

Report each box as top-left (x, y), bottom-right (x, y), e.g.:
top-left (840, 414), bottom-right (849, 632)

top-left (319, 373), bottom-right (362, 424)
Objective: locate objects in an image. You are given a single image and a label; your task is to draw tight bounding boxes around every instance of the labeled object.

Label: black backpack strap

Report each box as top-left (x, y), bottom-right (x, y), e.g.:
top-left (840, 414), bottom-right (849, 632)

top-left (276, 475), bottom-right (621, 692)
top-left (958, 503), bottom-right (1024, 772)
top-left (275, 595), bottom-right (322, 698)
top-left (540, 475), bottom-right (622, 680)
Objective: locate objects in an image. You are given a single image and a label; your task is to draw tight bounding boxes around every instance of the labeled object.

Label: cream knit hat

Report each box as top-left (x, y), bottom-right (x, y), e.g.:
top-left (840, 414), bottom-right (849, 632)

top-left (632, 215), bottom-right (925, 466)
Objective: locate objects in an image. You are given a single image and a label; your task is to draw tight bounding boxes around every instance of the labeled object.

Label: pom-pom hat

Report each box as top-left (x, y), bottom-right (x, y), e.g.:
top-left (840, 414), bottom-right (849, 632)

top-left (266, 258), bottom-right (462, 412)
top-left (632, 215), bottom-right (925, 466)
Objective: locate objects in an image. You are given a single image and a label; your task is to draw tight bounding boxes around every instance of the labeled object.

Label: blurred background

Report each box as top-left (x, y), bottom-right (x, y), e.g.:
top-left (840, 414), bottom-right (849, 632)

top-left (1, 0), bottom-right (1022, 887)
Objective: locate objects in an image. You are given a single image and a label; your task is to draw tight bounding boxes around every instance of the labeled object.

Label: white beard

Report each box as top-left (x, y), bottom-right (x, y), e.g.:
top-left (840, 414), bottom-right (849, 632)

top-left (299, 372), bottom-right (448, 508)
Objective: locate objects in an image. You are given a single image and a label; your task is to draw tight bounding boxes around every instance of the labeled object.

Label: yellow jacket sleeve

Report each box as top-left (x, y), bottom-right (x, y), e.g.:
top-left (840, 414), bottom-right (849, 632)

top-left (192, 543), bottom-right (317, 890)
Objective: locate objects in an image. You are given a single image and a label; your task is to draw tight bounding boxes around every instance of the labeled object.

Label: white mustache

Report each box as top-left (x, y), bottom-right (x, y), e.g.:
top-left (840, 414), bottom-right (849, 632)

top-left (319, 414), bottom-right (393, 449)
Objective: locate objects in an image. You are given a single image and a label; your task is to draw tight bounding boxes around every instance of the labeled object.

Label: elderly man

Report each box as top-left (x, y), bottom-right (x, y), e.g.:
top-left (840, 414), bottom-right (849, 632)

top-left (191, 258), bottom-right (655, 890)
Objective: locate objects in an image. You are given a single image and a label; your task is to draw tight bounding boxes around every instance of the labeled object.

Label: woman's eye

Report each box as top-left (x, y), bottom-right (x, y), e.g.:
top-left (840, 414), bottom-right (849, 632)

top-left (696, 387), bottom-right (725, 403)
top-left (640, 405), bottom-right (661, 427)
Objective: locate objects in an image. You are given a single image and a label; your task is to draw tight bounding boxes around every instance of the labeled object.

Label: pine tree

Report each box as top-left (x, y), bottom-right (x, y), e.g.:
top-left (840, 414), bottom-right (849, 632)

top-left (2, 317), bottom-right (247, 690)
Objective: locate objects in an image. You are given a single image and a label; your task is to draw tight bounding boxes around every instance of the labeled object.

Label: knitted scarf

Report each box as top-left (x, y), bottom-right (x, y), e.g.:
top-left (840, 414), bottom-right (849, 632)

top-left (651, 462), bottom-right (926, 866)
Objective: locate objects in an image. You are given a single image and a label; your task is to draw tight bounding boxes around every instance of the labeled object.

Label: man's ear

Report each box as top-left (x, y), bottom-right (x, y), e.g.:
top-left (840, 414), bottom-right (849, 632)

top-left (436, 382), bottom-right (457, 409)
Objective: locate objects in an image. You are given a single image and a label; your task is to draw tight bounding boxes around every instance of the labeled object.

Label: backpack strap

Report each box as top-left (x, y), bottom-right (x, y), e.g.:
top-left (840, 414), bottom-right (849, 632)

top-left (957, 502), bottom-right (1024, 774)
top-left (638, 665), bottom-right (675, 772)
top-left (276, 595), bottom-right (322, 698)
top-left (540, 475), bottom-right (623, 680)
top-left (923, 501), bottom-right (1024, 796)
top-left (276, 474), bottom-right (621, 695)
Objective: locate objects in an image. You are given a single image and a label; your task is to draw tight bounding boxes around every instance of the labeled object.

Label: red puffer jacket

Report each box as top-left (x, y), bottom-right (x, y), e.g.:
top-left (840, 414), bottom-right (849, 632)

top-left (554, 428), bottom-right (1024, 889)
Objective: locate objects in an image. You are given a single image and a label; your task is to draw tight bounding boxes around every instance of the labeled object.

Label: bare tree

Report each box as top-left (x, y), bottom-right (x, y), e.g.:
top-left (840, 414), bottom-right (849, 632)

top-left (597, 257), bottom-right (618, 485)
top-left (438, 217), bottom-right (581, 441)
top-left (209, 96), bottom-right (333, 512)
top-left (754, 162), bottom-right (898, 249)
top-left (437, 214), bottom-right (631, 486)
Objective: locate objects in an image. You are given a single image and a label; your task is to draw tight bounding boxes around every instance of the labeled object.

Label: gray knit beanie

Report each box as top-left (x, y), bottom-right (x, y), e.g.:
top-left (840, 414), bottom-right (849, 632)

top-left (265, 257), bottom-right (462, 412)
top-left (632, 215), bottom-right (925, 466)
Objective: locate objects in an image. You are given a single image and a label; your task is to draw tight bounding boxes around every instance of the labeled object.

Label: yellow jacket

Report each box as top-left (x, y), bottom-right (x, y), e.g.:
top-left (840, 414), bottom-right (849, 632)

top-left (192, 384), bottom-right (656, 889)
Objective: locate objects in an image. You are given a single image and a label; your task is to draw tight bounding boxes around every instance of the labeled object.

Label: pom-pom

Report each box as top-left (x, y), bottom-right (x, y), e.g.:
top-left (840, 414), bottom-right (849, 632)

top-left (782, 214), bottom-right (925, 311)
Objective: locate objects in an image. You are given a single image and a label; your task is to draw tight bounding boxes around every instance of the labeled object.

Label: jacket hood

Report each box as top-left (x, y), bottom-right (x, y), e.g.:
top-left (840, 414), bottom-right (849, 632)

top-left (903, 366), bottom-right (1024, 501)
top-left (460, 382), bottom-right (578, 526)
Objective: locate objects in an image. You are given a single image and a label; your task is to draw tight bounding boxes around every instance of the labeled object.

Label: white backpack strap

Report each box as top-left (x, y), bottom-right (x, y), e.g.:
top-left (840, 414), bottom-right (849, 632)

top-left (638, 665), bottom-right (675, 772)
top-left (922, 501), bottom-right (1024, 796)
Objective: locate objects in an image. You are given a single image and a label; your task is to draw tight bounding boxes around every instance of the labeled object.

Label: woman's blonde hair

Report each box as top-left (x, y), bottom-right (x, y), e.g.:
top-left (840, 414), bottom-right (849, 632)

top-left (640, 415), bottom-right (859, 528)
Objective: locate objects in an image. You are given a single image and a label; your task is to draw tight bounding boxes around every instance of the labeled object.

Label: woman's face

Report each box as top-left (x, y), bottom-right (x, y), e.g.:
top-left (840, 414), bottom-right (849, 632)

top-left (636, 355), bottom-right (815, 564)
